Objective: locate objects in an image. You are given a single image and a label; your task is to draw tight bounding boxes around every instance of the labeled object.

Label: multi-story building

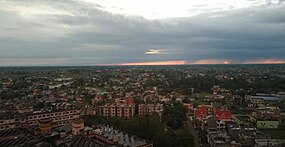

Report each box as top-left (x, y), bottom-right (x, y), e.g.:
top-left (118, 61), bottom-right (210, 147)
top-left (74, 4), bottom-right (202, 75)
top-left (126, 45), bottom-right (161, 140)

top-left (99, 104), bottom-right (135, 119)
top-left (0, 109), bottom-right (80, 131)
top-left (27, 109), bottom-right (81, 128)
top-left (117, 105), bottom-right (135, 119)
top-left (0, 111), bottom-right (26, 130)
top-left (138, 103), bottom-right (163, 116)
top-left (99, 104), bottom-right (117, 118)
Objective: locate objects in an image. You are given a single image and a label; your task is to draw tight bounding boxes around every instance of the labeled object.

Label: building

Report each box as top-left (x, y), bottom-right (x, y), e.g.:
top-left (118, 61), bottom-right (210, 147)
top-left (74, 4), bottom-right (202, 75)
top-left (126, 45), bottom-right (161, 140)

top-left (254, 139), bottom-right (282, 147)
top-left (92, 125), bottom-right (153, 147)
top-left (99, 104), bottom-right (135, 119)
top-left (204, 116), bottom-right (241, 147)
top-left (27, 109), bottom-right (81, 128)
top-left (0, 111), bottom-right (26, 131)
top-left (38, 118), bottom-right (52, 135)
top-left (245, 94), bottom-right (279, 108)
top-left (0, 109), bottom-right (80, 131)
top-left (138, 103), bottom-right (163, 116)
top-left (99, 104), bottom-right (117, 118)
top-left (215, 108), bottom-right (232, 122)
top-left (194, 106), bottom-right (210, 121)
top-left (72, 118), bottom-right (84, 135)
top-left (117, 105), bottom-right (135, 119)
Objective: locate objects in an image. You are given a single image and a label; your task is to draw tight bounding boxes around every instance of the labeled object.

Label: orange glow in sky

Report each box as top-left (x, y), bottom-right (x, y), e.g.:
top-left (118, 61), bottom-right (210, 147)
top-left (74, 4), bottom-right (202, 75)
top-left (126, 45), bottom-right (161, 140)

top-left (243, 59), bottom-right (285, 64)
top-left (191, 59), bottom-right (229, 64)
top-left (119, 60), bottom-right (188, 65)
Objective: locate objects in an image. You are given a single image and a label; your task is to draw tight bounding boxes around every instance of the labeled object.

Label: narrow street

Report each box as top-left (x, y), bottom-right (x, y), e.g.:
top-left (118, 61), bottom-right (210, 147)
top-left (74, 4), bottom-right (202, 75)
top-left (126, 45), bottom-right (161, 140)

top-left (186, 112), bottom-right (200, 147)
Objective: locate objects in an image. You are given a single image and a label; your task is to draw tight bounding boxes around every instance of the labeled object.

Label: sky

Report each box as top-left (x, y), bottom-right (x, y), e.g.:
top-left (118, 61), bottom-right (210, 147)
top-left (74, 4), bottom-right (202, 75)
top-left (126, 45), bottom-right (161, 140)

top-left (0, 0), bottom-right (285, 66)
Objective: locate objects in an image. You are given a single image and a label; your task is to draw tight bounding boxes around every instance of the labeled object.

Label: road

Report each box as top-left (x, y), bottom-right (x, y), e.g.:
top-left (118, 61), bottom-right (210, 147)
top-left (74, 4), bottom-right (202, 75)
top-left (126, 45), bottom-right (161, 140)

top-left (186, 112), bottom-right (200, 147)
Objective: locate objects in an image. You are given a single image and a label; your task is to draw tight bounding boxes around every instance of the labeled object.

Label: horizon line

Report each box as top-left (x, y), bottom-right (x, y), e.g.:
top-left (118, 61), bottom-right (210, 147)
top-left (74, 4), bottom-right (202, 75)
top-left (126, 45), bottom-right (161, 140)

top-left (0, 63), bottom-right (285, 67)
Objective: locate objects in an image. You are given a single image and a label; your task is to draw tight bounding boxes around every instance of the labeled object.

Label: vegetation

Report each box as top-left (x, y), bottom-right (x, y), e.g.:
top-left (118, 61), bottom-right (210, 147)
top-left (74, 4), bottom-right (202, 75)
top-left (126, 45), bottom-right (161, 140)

top-left (163, 103), bottom-right (187, 130)
top-left (84, 103), bottom-right (193, 147)
top-left (261, 129), bottom-right (285, 140)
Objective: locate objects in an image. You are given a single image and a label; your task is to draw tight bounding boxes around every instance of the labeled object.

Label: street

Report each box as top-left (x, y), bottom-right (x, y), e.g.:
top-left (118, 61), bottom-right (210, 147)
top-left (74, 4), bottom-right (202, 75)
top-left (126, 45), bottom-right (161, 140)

top-left (186, 112), bottom-right (200, 147)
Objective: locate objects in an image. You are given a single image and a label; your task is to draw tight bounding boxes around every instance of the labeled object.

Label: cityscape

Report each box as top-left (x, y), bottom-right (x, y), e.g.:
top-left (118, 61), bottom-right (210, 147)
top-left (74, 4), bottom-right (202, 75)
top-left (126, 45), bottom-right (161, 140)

top-left (1, 0), bottom-right (285, 147)
top-left (0, 65), bottom-right (284, 147)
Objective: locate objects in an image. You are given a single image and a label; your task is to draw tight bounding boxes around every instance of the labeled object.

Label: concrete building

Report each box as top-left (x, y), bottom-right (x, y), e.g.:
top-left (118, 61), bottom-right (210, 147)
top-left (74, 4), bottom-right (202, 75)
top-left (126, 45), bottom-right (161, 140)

top-left (72, 118), bottom-right (84, 135)
top-left (138, 103), bottom-right (163, 116)
top-left (99, 104), bottom-right (135, 119)
top-left (0, 111), bottom-right (26, 131)
top-left (117, 105), bottom-right (135, 119)
top-left (254, 139), bottom-right (282, 147)
top-left (38, 118), bottom-right (52, 135)
top-left (27, 110), bottom-right (81, 128)
top-left (99, 105), bottom-right (117, 118)
top-left (0, 109), bottom-right (80, 131)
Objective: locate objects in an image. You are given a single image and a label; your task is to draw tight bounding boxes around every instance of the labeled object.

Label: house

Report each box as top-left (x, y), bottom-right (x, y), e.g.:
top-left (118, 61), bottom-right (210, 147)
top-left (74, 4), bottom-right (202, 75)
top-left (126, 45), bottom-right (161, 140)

top-left (254, 139), bottom-right (282, 147)
top-left (195, 107), bottom-right (209, 121)
top-left (215, 108), bottom-right (232, 122)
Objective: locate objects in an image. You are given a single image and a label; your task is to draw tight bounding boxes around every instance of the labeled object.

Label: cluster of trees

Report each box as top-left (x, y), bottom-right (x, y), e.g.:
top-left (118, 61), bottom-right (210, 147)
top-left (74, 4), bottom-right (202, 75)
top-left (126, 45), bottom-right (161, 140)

top-left (163, 103), bottom-right (187, 130)
top-left (85, 103), bottom-right (193, 147)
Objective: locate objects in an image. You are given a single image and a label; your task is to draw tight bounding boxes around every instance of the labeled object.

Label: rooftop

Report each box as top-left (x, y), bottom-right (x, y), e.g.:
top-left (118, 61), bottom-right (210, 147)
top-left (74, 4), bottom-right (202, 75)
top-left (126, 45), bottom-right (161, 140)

top-left (94, 125), bottom-right (149, 147)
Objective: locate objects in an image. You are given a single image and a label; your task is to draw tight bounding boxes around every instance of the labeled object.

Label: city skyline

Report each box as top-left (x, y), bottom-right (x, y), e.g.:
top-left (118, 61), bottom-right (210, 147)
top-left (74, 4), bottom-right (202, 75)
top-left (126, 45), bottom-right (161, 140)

top-left (1, 0), bottom-right (285, 66)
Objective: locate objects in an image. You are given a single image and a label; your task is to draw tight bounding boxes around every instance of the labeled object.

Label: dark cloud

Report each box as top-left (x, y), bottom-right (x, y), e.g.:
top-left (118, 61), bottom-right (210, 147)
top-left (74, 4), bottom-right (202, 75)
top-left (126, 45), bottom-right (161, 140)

top-left (0, 0), bottom-right (285, 65)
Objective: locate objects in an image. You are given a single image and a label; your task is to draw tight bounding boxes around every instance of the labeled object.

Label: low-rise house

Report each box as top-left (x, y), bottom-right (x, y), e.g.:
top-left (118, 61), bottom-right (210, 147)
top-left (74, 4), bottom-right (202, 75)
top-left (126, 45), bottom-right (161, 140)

top-left (254, 139), bottom-right (282, 147)
top-left (195, 106), bottom-right (209, 122)
top-left (215, 108), bottom-right (232, 122)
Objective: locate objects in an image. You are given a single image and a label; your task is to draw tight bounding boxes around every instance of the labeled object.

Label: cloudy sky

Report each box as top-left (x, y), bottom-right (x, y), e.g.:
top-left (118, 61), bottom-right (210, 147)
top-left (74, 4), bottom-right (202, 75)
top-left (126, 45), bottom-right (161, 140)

top-left (1, 0), bottom-right (285, 66)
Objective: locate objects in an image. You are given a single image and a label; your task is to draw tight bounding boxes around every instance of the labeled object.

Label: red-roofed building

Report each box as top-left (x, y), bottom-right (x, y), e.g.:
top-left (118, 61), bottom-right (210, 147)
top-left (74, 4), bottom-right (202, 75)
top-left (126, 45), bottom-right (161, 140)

top-left (195, 107), bottom-right (209, 121)
top-left (215, 108), bottom-right (232, 122)
top-left (128, 98), bottom-right (134, 105)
